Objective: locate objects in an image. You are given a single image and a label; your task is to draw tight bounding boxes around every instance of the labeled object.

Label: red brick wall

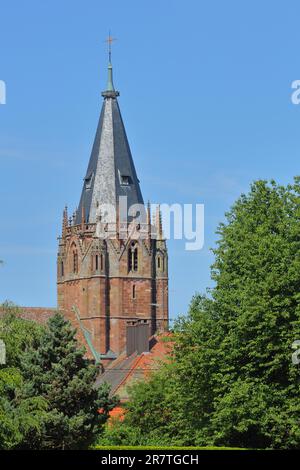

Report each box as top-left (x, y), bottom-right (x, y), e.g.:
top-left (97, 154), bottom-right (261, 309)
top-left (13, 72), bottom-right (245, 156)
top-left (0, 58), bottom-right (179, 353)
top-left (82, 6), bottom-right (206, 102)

top-left (57, 226), bottom-right (169, 360)
top-left (0, 306), bottom-right (56, 324)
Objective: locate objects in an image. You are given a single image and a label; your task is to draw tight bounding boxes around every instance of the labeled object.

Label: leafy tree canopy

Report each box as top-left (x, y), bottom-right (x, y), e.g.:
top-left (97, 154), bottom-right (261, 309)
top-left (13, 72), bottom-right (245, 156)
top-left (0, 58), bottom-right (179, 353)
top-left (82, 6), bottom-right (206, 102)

top-left (102, 178), bottom-right (300, 449)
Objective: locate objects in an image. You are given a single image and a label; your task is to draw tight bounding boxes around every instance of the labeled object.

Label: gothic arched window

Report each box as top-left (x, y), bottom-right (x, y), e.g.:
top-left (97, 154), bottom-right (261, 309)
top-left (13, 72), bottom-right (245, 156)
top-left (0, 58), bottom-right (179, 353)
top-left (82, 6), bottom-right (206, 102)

top-left (73, 251), bottom-right (78, 274)
top-left (157, 253), bottom-right (165, 272)
top-left (133, 248), bottom-right (138, 271)
top-left (128, 243), bottom-right (138, 272)
top-left (128, 248), bottom-right (132, 272)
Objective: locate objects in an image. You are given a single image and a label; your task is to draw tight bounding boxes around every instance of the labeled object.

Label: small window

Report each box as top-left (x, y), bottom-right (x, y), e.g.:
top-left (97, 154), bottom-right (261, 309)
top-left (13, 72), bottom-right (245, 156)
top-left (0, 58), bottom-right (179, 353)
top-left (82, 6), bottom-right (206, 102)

top-left (132, 285), bottom-right (136, 299)
top-left (95, 255), bottom-right (99, 271)
top-left (73, 252), bottom-right (78, 274)
top-left (128, 244), bottom-right (138, 272)
top-left (133, 248), bottom-right (138, 271)
top-left (157, 257), bottom-right (161, 269)
top-left (85, 172), bottom-right (93, 190)
top-left (61, 261), bottom-right (64, 277)
top-left (128, 248), bottom-right (132, 272)
top-left (120, 175), bottom-right (131, 186)
top-left (100, 254), bottom-right (104, 271)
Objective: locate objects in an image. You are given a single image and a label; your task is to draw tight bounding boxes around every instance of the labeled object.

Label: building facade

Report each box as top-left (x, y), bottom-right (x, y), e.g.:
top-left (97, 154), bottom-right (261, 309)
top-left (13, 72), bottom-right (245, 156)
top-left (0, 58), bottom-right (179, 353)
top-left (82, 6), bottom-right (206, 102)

top-left (57, 59), bottom-right (168, 362)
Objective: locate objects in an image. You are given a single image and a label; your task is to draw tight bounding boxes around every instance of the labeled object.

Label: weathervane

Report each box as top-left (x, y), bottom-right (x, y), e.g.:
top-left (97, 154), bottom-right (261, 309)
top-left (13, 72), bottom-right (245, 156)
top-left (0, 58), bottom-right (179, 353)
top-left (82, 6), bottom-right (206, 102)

top-left (105, 31), bottom-right (116, 63)
top-left (102, 31), bottom-right (119, 97)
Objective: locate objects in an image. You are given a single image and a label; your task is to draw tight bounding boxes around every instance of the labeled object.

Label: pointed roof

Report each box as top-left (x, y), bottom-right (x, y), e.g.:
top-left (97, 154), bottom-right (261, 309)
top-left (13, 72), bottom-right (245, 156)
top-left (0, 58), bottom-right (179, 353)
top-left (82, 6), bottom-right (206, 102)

top-left (75, 61), bottom-right (144, 225)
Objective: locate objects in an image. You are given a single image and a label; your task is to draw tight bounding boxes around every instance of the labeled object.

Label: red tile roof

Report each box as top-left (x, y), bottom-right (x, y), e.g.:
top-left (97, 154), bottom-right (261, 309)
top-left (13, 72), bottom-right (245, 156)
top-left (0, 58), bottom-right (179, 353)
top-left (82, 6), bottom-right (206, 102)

top-left (112, 333), bottom-right (174, 401)
top-left (100, 333), bottom-right (174, 423)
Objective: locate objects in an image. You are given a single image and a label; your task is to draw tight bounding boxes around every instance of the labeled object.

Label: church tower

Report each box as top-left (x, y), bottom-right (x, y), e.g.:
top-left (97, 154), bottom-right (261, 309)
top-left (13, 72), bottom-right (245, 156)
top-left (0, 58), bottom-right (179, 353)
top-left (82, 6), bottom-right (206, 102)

top-left (57, 53), bottom-right (168, 362)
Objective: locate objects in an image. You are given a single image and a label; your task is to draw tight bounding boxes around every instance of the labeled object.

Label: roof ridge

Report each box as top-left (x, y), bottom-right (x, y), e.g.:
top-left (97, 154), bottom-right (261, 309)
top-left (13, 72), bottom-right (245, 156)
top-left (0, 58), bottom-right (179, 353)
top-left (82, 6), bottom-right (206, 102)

top-left (113, 353), bottom-right (144, 394)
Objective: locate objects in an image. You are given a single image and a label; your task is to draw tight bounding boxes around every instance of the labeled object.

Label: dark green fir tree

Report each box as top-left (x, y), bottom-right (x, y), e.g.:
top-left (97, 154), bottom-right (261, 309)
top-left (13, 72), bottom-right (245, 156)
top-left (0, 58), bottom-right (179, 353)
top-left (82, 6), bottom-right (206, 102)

top-left (21, 313), bottom-right (117, 449)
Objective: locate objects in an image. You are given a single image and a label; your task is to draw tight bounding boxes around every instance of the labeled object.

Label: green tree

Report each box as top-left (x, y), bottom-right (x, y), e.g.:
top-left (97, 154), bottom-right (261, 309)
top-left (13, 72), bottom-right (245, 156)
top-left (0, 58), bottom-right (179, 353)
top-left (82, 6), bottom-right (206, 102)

top-left (111, 178), bottom-right (300, 449)
top-left (206, 178), bottom-right (300, 448)
top-left (0, 303), bottom-right (47, 449)
top-left (0, 301), bottom-right (44, 368)
top-left (21, 312), bottom-right (117, 449)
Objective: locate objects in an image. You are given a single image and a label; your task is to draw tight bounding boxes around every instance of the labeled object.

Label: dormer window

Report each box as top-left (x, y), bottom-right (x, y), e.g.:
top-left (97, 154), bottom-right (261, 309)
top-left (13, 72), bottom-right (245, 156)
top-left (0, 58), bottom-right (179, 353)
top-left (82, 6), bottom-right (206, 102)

top-left (84, 172), bottom-right (93, 190)
top-left (120, 174), bottom-right (131, 186)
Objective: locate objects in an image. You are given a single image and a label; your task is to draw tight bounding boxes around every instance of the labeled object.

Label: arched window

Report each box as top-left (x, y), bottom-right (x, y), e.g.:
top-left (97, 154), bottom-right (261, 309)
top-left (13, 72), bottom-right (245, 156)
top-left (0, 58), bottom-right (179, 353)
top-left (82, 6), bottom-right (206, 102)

top-left (73, 251), bottom-right (78, 274)
top-left (157, 254), bottom-right (165, 271)
top-left (132, 285), bottom-right (136, 299)
top-left (128, 243), bottom-right (138, 272)
top-left (133, 248), bottom-right (138, 271)
top-left (95, 254), bottom-right (99, 271)
top-left (61, 261), bottom-right (64, 277)
top-left (100, 253), bottom-right (104, 271)
top-left (128, 249), bottom-right (132, 272)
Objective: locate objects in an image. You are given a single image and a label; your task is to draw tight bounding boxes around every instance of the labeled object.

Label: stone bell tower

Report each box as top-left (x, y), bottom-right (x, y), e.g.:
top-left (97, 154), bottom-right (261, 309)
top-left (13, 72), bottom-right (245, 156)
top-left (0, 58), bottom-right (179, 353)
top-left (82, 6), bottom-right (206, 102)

top-left (57, 52), bottom-right (168, 362)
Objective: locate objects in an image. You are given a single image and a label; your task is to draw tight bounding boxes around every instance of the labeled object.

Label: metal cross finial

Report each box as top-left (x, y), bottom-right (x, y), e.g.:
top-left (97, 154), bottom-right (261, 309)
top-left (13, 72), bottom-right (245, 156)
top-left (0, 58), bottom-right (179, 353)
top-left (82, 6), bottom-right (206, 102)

top-left (105, 31), bottom-right (116, 63)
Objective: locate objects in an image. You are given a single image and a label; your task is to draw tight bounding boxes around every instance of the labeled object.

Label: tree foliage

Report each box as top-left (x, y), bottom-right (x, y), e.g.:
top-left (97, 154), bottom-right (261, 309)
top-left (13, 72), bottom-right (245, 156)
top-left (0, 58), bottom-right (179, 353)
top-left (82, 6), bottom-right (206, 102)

top-left (0, 303), bottom-right (47, 449)
top-left (0, 305), bottom-right (117, 449)
top-left (0, 301), bottom-right (44, 368)
top-left (104, 179), bottom-right (300, 449)
top-left (20, 313), bottom-right (117, 449)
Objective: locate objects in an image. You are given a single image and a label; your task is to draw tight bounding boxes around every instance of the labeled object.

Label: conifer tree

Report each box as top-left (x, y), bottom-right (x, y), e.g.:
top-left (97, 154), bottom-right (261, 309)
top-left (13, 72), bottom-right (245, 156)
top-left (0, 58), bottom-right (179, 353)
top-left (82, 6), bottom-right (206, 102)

top-left (21, 313), bottom-right (117, 449)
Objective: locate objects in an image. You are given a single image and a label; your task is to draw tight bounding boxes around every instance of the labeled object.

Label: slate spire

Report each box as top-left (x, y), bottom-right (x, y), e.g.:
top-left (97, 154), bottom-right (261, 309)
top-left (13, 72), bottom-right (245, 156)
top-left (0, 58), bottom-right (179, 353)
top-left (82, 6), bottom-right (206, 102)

top-left (75, 58), bottom-right (144, 225)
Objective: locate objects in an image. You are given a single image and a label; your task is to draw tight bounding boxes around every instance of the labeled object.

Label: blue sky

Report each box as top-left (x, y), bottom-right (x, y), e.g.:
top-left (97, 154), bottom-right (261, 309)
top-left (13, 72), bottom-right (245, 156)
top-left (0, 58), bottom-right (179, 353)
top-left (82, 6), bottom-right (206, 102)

top-left (0, 0), bottom-right (299, 321)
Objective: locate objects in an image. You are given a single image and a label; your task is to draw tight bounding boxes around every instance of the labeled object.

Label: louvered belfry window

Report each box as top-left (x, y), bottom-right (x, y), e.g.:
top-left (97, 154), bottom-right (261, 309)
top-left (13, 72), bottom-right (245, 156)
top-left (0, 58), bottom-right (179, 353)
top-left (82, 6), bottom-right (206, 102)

top-left (128, 243), bottom-right (138, 272)
top-left (73, 251), bottom-right (78, 274)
